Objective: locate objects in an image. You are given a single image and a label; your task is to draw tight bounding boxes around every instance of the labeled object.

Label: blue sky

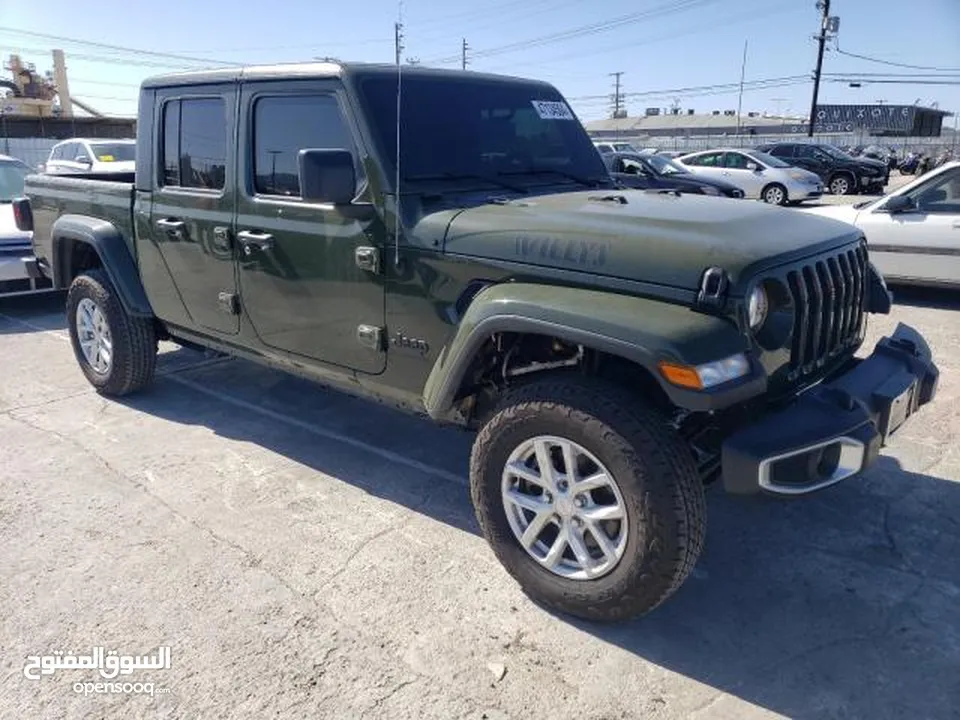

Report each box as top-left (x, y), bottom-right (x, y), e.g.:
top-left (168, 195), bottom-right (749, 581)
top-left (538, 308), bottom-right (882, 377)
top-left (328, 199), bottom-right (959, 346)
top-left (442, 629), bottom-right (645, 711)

top-left (2, 0), bottom-right (958, 123)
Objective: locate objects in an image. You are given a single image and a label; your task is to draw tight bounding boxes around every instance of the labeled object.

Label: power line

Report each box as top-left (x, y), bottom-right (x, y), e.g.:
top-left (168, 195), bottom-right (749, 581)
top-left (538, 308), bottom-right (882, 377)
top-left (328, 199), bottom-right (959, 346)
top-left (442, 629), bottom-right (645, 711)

top-left (422, 0), bottom-right (717, 65)
top-left (0, 26), bottom-right (237, 66)
top-left (3, 46), bottom-right (204, 69)
top-left (568, 75), bottom-right (809, 102)
top-left (834, 48), bottom-right (960, 73)
top-left (474, 0), bottom-right (795, 75)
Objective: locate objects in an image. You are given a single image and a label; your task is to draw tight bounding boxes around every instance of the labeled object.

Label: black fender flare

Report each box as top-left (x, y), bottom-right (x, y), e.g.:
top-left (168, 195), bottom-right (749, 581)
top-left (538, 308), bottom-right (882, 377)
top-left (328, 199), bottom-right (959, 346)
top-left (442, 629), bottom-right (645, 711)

top-left (52, 214), bottom-right (154, 318)
top-left (421, 282), bottom-right (765, 420)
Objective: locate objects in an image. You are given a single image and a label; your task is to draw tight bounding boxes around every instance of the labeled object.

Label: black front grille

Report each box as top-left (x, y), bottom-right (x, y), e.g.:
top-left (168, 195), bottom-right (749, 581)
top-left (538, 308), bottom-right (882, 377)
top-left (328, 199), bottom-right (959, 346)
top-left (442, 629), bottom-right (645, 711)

top-left (786, 244), bottom-right (867, 378)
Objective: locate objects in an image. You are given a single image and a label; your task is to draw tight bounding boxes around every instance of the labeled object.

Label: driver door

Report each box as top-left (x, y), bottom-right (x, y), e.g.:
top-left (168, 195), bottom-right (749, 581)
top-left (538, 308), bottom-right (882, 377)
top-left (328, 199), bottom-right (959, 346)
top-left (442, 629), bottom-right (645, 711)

top-left (234, 80), bottom-right (386, 374)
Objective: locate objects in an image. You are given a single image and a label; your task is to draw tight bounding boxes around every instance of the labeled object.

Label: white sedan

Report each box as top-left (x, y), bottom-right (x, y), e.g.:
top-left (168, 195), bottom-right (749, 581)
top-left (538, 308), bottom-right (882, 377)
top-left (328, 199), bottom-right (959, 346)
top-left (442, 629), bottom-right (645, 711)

top-left (675, 147), bottom-right (824, 205)
top-left (804, 161), bottom-right (960, 288)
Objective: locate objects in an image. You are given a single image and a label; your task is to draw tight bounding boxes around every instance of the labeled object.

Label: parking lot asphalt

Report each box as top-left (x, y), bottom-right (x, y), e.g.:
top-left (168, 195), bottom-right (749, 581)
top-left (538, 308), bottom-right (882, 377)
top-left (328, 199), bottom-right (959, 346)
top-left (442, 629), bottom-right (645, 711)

top-left (2, 194), bottom-right (958, 719)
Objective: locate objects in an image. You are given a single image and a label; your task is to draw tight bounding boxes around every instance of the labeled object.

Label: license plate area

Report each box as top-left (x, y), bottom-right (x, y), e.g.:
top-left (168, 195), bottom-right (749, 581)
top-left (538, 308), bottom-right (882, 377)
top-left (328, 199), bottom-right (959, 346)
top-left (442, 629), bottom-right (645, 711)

top-left (874, 372), bottom-right (918, 442)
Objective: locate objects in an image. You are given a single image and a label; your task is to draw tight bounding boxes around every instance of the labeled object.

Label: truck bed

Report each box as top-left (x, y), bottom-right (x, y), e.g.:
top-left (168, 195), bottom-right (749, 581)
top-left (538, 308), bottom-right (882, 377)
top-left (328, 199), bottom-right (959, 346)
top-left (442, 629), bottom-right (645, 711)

top-left (25, 174), bottom-right (136, 285)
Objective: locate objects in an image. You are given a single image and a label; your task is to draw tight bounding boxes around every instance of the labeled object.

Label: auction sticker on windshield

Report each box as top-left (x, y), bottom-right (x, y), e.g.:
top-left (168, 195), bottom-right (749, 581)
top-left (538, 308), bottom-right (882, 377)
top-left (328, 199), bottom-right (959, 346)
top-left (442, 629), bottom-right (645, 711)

top-left (531, 100), bottom-right (575, 120)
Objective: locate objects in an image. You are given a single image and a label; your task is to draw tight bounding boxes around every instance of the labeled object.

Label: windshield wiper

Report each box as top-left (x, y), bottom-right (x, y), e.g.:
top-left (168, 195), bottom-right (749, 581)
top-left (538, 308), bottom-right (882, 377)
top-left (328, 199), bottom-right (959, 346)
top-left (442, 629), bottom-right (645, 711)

top-left (403, 172), bottom-right (527, 194)
top-left (500, 167), bottom-right (609, 188)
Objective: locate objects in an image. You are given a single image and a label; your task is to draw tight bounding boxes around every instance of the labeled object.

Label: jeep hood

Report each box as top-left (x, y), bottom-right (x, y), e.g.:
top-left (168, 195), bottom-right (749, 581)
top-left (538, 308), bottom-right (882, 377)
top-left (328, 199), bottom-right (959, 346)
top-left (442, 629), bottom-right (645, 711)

top-left (441, 189), bottom-right (861, 292)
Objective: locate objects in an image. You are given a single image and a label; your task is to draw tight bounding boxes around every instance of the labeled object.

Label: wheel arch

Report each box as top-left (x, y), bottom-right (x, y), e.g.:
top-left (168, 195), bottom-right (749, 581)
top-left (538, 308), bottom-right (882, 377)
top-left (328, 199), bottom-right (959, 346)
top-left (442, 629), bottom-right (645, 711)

top-left (52, 215), bottom-right (154, 318)
top-left (422, 282), bottom-right (761, 425)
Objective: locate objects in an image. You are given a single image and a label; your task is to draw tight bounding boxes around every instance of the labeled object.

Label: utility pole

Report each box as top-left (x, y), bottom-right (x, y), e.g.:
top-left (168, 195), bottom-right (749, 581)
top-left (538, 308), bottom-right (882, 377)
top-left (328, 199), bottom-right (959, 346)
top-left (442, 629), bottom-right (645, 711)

top-left (395, 22), bottom-right (404, 66)
top-left (735, 39), bottom-right (748, 138)
top-left (807, 0), bottom-right (830, 137)
top-left (609, 71), bottom-right (624, 119)
top-left (461, 38), bottom-right (470, 70)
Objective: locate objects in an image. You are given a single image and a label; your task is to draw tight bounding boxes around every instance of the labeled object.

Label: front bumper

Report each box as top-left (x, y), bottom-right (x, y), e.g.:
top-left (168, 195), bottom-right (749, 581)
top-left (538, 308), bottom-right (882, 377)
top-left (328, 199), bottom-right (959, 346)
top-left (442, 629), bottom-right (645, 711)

top-left (722, 323), bottom-right (938, 496)
top-left (788, 181), bottom-right (824, 201)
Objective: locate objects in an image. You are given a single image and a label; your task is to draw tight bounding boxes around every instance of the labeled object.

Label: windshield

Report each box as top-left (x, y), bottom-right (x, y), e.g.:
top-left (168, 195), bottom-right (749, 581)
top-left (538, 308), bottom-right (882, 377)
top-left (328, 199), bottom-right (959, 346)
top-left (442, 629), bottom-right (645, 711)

top-left (0, 160), bottom-right (30, 202)
top-left (613, 142), bottom-right (637, 152)
top-left (745, 150), bottom-right (791, 168)
top-left (355, 73), bottom-right (610, 191)
top-left (642, 154), bottom-right (687, 176)
top-left (89, 142), bottom-right (136, 162)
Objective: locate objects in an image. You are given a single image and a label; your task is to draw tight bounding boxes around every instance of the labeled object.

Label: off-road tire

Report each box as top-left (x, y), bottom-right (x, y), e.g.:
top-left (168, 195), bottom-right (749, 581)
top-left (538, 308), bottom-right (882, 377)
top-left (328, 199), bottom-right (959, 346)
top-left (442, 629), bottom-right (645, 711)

top-left (66, 269), bottom-right (157, 396)
top-left (761, 183), bottom-right (788, 205)
top-left (470, 377), bottom-right (706, 622)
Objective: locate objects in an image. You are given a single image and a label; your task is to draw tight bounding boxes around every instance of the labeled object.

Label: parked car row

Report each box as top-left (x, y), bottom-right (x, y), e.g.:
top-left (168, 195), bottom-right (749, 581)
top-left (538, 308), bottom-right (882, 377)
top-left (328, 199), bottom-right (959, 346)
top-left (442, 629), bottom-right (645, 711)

top-left (593, 140), bottom-right (890, 204)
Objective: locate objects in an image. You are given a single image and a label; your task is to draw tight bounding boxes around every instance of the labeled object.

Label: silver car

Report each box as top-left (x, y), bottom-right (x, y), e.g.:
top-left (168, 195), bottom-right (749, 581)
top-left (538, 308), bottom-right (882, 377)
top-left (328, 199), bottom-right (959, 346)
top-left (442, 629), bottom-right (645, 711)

top-left (676, 147), bottom-right (824, 205)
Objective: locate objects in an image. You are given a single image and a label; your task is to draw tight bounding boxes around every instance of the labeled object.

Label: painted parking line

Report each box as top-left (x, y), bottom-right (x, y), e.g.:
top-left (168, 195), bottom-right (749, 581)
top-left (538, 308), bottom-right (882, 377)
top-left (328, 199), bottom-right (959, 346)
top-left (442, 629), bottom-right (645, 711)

top-left (1, 309), bottom-right (468, 488)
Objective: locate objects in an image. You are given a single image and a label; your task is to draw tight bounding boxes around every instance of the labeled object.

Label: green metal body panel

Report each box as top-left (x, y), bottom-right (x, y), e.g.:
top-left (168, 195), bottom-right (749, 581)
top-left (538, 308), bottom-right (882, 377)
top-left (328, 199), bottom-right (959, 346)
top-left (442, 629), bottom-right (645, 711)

top-left (23, 61), bottom-right (869, 426)
top-left (26, 175), bottom-right (135, 284)
top-left (442, 190), bottom-right (863, 295)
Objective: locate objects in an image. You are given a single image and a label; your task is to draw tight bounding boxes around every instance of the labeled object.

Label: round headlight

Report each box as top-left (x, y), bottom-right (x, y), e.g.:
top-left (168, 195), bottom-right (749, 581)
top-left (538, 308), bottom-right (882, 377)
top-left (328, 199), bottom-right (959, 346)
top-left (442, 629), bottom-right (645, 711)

top-left (747, 285), bottom-right (769, 330)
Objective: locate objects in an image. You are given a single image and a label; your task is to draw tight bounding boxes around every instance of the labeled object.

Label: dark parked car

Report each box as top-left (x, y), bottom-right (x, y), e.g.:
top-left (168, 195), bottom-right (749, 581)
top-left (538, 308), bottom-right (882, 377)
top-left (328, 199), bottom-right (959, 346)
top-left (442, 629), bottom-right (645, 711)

top-left (603, 152), bottom-right (745, 198)
top-left (756, 142), bottom-right (889, 195)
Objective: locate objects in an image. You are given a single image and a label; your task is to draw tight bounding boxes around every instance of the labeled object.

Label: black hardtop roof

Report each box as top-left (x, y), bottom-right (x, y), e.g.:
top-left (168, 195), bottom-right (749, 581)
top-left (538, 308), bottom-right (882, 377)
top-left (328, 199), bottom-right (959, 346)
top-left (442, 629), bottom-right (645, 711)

top-left (141, 61), bottom-right (554, 90)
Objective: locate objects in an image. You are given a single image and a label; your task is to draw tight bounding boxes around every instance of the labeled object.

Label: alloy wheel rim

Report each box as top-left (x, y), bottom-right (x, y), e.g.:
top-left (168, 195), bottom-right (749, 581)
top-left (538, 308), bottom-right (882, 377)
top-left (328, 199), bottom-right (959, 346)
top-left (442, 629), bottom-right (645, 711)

top-left (501, 435), bottom-right (629, 580)
top-left (76, 298), bottom-right (113, 375)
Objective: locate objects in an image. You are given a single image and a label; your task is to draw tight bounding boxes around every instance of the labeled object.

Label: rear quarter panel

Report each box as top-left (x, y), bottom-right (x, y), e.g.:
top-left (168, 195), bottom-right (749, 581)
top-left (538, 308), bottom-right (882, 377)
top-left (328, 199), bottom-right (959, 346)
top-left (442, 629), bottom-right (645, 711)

top-left (26, 174), bottom-right (135, 283)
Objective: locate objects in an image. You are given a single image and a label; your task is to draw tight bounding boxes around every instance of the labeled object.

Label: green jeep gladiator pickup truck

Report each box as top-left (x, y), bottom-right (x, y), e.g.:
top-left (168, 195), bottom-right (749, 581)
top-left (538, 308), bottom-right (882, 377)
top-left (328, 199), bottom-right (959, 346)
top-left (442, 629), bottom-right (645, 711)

top-left (15, 62), bottom-right (939, 622)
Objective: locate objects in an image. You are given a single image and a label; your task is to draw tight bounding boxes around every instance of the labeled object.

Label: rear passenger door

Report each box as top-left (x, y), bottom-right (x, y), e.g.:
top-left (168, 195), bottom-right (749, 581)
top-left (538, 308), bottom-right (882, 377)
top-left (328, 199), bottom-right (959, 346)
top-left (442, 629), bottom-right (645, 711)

top-left (149, 87), bottom-right (239, 334)
top-left (233, 80), bottom-right (386, 374)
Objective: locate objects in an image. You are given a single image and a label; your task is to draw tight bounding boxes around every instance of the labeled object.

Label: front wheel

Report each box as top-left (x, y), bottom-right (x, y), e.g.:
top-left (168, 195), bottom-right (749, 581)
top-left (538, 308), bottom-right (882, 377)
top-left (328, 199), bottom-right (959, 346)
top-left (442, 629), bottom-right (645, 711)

top-left (829, 174), bottom-right (854, 195)
top-left (470, 377), bottom-right (706, 622)
top-left (761, 183), bottom-right (788, 205)
top-left (66, 269), bottom-right (157, 396)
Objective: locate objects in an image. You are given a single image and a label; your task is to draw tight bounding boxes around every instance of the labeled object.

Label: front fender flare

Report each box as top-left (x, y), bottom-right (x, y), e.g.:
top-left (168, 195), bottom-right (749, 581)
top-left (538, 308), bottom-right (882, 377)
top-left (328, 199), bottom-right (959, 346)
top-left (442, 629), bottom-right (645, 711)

top-left (422, 282), bottom-right (765, 419)
top-left (52, 214), bottom-right (154, 318)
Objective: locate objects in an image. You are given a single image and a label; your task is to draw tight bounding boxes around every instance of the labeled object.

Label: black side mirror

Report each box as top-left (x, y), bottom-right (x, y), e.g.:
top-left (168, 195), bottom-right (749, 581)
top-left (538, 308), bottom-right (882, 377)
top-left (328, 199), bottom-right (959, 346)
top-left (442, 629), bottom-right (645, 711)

top-left (298, 149), bottom-right (356, 204)
top-left (884, 195), bottom-right (914, 214)
top-left (75, 155), bottom-right (92, 167)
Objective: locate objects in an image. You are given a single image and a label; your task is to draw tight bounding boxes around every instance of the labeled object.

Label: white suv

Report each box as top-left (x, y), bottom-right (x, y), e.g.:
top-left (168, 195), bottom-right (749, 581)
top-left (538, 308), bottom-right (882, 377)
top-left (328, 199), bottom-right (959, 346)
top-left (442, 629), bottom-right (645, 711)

top-left (44, 138), bottom-right (136, 175)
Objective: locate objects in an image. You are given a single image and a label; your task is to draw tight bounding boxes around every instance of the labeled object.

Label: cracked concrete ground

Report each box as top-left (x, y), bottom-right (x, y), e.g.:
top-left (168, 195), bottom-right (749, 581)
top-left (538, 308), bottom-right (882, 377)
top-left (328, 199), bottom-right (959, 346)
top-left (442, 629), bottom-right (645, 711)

top-left (0, 285), bottom-right (958, 720)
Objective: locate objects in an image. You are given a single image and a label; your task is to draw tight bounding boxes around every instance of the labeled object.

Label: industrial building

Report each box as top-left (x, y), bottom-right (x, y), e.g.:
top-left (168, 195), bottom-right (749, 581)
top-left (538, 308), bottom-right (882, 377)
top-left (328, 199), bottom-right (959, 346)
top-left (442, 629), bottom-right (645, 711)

top-left (585, 102), bottom-right (953, 141)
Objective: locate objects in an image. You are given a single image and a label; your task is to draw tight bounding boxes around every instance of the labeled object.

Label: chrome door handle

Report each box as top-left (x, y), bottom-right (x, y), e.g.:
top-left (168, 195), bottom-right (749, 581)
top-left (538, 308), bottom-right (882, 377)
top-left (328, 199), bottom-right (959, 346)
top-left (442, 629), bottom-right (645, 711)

top-left (237, 230), bottom-right (274, 255)
top-left (156, 218), bottom-right (185, 231)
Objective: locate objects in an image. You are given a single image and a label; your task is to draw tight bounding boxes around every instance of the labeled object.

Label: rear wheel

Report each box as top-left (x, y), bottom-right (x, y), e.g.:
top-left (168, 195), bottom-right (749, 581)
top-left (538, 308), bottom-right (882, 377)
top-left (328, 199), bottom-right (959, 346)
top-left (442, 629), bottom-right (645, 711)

top-left (470, 377), bottom-right (706, 622)
top-left (66, 269), bottom-right (157, 396)
top-left (761, 183), bottom-right (788, 205)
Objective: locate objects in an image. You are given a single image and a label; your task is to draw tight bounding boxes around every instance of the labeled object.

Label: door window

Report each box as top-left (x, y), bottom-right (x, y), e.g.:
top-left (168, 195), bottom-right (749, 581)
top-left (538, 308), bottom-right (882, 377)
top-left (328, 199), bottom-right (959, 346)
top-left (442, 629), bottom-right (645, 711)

top-left (908, 169), bottom-right (960, 213)
top-left (722, 152), bottom-right (753, 169)
top-left (160, 98), bottom-right (227, 190)
top-left (251, 94), bottom-right (357, 198)
top-left (771, 145), bottom-right (796, 158)
top-left (687, 152), bottom-right (721, 167)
